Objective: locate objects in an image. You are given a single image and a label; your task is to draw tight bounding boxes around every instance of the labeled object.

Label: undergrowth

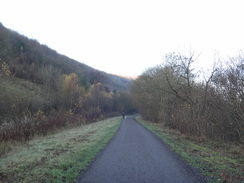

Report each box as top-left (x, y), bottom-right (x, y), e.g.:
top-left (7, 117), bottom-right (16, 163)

top-left (136, 116), bottom-right (244, 183)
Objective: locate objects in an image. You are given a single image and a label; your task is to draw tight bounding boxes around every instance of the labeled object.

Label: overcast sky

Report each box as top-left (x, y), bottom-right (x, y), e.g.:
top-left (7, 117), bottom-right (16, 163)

top-left (1, 0), bottom-right (243, 77)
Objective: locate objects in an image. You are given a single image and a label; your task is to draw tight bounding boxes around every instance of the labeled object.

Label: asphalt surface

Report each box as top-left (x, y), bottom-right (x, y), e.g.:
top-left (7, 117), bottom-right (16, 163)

top-left (76, 116), bottom-right (206, 183)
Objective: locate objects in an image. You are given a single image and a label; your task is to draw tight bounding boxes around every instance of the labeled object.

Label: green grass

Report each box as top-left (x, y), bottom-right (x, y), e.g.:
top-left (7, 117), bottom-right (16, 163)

top-left (0, 76), bottom-right (48, 100)
top-left (136, 116), bottom-right (244, 183)
top-left (0, 76), bottom-right (51, 122)
top-left (0, 117), bottom-right (121, 183)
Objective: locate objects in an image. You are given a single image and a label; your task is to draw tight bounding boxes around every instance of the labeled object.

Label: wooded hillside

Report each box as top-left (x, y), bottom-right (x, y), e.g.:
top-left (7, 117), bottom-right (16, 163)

top-left (0, 23), bottom-right (135, 145)
top-left (0, 23), bottom-right (131, 90)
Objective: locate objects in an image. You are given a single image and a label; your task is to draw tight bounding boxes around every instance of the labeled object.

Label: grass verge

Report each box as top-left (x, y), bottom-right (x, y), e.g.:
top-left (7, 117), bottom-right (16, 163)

top-left (136, 116), bottom-right (244, 183)
top-left (0, 117), bottom-right (121, 183)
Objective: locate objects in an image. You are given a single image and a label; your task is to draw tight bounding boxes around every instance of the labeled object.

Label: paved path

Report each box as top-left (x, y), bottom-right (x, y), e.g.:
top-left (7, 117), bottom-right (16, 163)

top-left (76, 117), bottom-right (206, 183)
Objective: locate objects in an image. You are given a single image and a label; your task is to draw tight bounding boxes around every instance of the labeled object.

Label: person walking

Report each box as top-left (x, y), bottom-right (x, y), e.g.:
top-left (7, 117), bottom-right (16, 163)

top-left (122, 111), bottom-right (125, 119)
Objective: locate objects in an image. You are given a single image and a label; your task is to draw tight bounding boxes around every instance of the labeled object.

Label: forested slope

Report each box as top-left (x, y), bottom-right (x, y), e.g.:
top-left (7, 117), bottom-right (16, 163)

top-left (0, 22), bottom-right (130, 90)
top-left (0, 23), bottom-right (135, 146)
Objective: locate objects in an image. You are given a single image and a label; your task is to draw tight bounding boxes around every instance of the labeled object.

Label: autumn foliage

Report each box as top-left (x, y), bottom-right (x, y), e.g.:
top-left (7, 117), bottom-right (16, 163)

top-left (0, 64), bottom-right (134, 143)
top-left (0, 24), bottom-right (135, 145)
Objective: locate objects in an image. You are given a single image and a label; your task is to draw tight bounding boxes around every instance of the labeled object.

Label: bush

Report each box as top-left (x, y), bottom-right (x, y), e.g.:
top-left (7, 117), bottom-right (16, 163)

top-left (131, 52), bottom-right (244, 143)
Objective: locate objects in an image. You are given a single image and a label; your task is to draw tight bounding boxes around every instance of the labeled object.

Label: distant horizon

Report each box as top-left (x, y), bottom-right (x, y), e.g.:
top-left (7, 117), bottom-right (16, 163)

top-left (1, 0), bottom-right (243, 77)
top-left (3, 22), bottom-right (242, 80)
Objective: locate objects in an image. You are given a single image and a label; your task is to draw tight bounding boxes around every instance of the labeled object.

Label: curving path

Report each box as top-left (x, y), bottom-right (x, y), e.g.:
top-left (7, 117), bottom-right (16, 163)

top-left (76, 116), bottom-right (206, 183)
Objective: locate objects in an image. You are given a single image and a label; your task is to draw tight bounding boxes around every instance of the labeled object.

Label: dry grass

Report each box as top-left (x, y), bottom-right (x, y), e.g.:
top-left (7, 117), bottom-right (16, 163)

top-left (136, 116), bottom-right (244, 183)
top-left (0, 117), bottom-right (121, 183)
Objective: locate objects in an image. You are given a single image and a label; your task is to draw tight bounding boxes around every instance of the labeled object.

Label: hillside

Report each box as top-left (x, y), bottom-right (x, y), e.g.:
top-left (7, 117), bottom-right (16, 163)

top-left (0, 22), bottom-right (131, 91)
top-left (0, 23), bottom-right (136, 145)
